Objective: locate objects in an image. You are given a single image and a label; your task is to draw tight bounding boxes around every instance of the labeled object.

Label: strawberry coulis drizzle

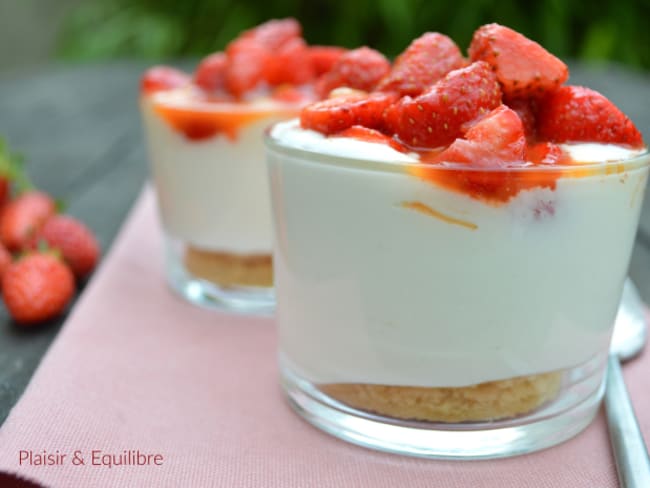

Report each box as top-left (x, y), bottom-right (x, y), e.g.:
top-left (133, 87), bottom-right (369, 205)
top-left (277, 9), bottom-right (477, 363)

top-left (150, 98), bottom-right (300, 142)
top-left (336, 128), bottom-right (616, 205)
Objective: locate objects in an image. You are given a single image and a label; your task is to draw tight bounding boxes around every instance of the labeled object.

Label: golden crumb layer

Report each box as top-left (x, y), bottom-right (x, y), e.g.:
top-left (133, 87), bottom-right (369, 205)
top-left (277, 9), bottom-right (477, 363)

top-left (321, 372), bottom-right (562, 422)
top-left (184, 246), bottom-right (273, 287)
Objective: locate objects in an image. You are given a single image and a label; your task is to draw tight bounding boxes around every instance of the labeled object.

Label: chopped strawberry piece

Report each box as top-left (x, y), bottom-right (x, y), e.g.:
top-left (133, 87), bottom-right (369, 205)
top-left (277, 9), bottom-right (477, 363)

top-left (527, 142), bottom-right (568, 165)
top-left (469, 23), bottom-right (568, 98)
top-left (388, 61), bottom-right (502, 148)
top-left (265, 38), bottom-right (315, 86)
top-left (194, 52), bottom-right (228, 93)
top-left (244, 18), bottom-right (301, 50)
top-left (314, 47), bottom-right (391, 99)
top-left (300, 92), bottom-right (398, 135)
top-left (221, 18), bottom-right (304, 97)
top-left (140, 66), bottom-right (190, 94)
top-left (377, 33), bottom-right (467, 96)
top-left (225, 38), bottom-right (271, 98)
top-left (338, 126), bottom-right (407, 153)
top-left (436, 105), bottom-right (526, 165)
top-left (537, 86), bottom-right (644, 147)
top-left (309, 46), bottom-right (348, 76)
top-left (412, 106), bottom-right (536, 204)
top-left (504, 96), bottom-right (537, 140)
top-left (271, 85), bottom-right (308, 103)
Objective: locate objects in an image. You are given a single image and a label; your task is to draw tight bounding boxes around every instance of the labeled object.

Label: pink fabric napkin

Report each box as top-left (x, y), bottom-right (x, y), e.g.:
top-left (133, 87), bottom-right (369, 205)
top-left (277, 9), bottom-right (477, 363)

top-left (0, 186), bottom-right (649, 488)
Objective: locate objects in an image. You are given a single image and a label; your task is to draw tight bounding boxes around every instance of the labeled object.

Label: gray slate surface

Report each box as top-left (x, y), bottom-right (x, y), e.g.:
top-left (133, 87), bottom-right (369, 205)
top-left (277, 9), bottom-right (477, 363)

top-left (0, 61), bottom-right (149, 424)
top-left (0, 60), bottom-right (649, 426)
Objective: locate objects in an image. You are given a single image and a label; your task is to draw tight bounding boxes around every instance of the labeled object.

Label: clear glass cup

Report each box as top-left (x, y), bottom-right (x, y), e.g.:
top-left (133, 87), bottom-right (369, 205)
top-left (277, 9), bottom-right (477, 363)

top-left (141, 91), bottom-right (300, 314)
top-left (265, 128), bottom-right (649, 459)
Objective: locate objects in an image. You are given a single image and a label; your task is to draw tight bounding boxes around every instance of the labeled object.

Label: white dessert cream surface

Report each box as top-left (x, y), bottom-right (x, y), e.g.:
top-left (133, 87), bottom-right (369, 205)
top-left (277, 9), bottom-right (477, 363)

top-left (142, 92), bottom-right (299, 254)
top-left (272, 120), bottom-right (646, 164)
top-left (268, 119), bottom-right (649, 387)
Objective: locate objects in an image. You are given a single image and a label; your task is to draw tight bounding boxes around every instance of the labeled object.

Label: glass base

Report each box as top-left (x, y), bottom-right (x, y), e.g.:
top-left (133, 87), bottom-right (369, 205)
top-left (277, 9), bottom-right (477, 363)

top-left (280, 355), bottom-right (605, 459)
top-left (164, 237), bottom-right (275, 315)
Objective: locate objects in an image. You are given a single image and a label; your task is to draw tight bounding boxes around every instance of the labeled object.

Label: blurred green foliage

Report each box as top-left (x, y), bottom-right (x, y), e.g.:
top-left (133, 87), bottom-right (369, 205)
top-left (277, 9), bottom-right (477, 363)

top-left (58, 0), bottom-right (650, 70)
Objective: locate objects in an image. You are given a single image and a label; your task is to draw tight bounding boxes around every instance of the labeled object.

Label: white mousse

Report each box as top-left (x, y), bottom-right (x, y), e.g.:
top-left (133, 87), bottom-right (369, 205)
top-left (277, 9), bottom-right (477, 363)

top-left (142, 95), bottom-right (298, 254)
top-left (268, 120), bottom-right (649, 387)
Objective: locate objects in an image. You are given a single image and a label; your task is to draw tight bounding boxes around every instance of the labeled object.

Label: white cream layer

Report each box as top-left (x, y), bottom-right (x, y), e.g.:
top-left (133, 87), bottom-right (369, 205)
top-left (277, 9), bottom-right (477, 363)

top-left (271, 120), bottom-right (646, 164)
top-left (142, 98), bottom-right (293, 253)
top-left (268, 120), bottom-right (648, 387)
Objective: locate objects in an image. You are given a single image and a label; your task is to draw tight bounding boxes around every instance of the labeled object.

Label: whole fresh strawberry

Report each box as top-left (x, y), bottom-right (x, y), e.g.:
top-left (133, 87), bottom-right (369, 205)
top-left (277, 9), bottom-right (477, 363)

top-left (0, 191), bottom-right (56, 252)
top-left (377, 32), bottom-right (467, 96)
top-left (2, 253), bottom-right (74, 325)
top-left (536, 86), bottom-right (643, 147)
top-left (0, 242), bottom-right (11, 283)
top-left (469, 23), bottom-right (568, 98)
top-left (36, 215), bottom-right (100, 280)
top-left (0, 137), bottom-right (22, 207)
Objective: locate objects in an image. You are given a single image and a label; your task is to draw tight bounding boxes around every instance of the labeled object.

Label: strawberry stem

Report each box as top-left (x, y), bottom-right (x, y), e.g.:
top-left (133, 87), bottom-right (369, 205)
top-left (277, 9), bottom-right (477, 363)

top-left (0, 136), bottom-right (36, 195)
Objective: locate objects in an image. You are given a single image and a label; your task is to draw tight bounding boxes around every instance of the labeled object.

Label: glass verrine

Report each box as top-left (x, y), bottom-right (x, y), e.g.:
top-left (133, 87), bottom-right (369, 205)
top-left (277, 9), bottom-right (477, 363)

top-left (265, 121), bottom-right (649, 459)
top-left (141, 90), bottom-right (300, 313)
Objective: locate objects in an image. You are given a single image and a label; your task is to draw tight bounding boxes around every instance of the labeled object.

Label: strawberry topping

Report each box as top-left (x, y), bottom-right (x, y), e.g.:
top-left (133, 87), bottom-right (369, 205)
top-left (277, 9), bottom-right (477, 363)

top-left (435, 105), bottom-right (526, 165)
top-left (300, 92), bottom-right (398, 135)
top-left (469, 23), bottom-right (568, 98)
top-left (145, 21), bottom-right (646, 206)
top-left (504, 96), bottom-right (537, 140)
top-left (309, 46), bottom-right (348, 76)
top-left (314, 47), bottom-right (391, 99)
top-left (243, 18), bottom-right (301, 50)
top-left (411, 108), bottom-right (556, 204)
top-left (377, 33), bottom-right (467, 97)
top-left (265, 37), bottom-right (315, 86)
top-left (141, 67), bottom-right (190, 94)
top-left (537, 86), bottom-right (643, 147)
top-left (387, 61), bottom-right (502, 148)
top-left (526, 142), bottom-right (569, 165)
top-left (338, 126), bottom-right (407, 153)
top-left (215, 18), bottom-right (307, 98)
top-left (289, 24), bottom-right (645, 204)
top-left (224, 37), bottom-right (271, 98)
top-left (194, 52), bottom-right (228, 93)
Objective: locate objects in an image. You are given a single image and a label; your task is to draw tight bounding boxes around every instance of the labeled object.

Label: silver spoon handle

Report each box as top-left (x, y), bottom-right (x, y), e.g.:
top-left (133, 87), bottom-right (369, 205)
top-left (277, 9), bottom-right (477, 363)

top-left (605, 355), bottom-right (650, 487)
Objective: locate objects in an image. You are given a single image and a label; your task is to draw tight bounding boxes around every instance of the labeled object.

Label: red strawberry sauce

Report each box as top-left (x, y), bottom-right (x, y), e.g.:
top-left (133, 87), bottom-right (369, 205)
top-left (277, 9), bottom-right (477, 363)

top-left (149, 97), bottom-right (300, 142)
top-left (340, 128), bottom-right (630, 205)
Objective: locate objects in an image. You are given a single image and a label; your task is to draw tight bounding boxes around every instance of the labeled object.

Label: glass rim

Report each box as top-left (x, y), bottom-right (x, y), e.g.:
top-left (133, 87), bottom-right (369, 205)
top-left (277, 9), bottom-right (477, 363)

top-left (264, 124), bottom-right (650, 175)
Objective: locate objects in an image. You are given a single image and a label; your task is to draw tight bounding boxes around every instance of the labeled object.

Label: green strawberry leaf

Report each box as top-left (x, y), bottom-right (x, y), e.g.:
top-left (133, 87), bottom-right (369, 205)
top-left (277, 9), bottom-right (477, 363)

top-left (54, 198), bottom-right (67, 213)
top-left (0, 136), bottom-right (36, 194)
